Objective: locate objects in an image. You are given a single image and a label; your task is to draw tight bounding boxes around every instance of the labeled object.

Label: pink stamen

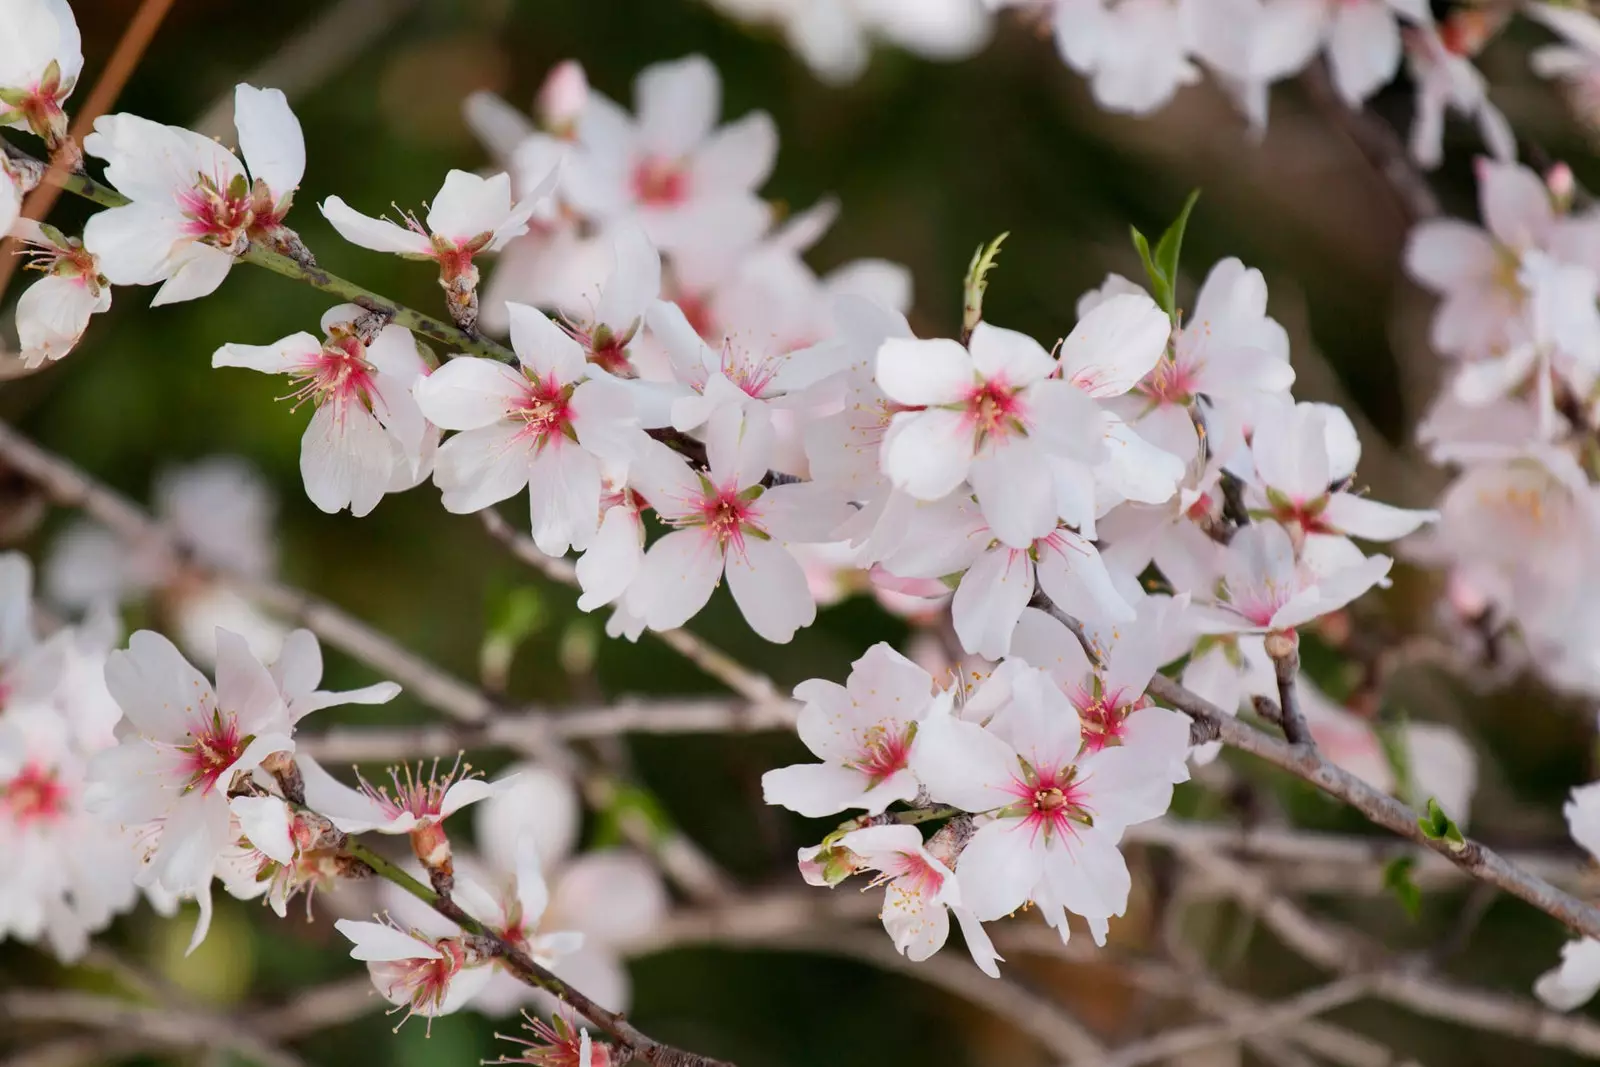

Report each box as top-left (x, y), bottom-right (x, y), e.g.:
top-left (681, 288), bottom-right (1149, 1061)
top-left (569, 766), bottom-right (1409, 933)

top-left (283, 336), bottom-right (380, 417)
top-left (962, 377), bottom-right (1027, 443)
top-left (357, 755), bottom-right (477, 822)
top-left (849, 722), bottom-right (912, 785)
top-left (1005, 763), bottom-right (1092, 844)
top-left (512, 374), bottom-right (577, 451)
top-left (177, 711), bottom-right (246, 796)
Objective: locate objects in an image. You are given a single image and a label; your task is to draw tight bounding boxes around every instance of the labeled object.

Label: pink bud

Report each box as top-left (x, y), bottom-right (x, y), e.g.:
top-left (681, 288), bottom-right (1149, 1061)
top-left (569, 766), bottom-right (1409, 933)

top-left (538, 61), bottom-right (589, 136)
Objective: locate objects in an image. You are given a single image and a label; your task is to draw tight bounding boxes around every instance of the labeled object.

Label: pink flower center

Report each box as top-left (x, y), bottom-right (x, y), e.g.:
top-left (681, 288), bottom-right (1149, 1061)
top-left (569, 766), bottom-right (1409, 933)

top-left (378, 937), bottom-right (469, 1029)
top-left (177, 173), bottom-right (255, 249)
top-left (962, 377), bottom-right (1026, 442)
top-left (1007, 764), bottom-right (1090, 844)
top-left (1073, 690), bottom-right (1143, 752)
top-left (719, 344), bottom-right (784, 400)
top-left (887, 850), bottom-right (945, 897)
top-left (1139, 351), bottom-right (1201, 406)
top-left (692, 484), bottom-right (760, 552)
top-left (632, 157), bottom-right (689, 207)
top-left (513, 374), bottom-right (577, 450)
top-left (286, 336), bottom-right (380, 414)
top-left (1225, 575), bottom-right (1293, 628)
top-left (849, 722), bottom-right (912, 785)
top-left (179, 711), bottom-right (247, 796)
top-left (2, 762), bottom-right (69, 826)
top-left (357, 755), bottom-right (477, 822)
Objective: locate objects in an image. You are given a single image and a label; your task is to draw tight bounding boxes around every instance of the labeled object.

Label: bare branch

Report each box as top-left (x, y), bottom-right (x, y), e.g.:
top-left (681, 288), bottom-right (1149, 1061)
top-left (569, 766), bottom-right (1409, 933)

top-left (0, 992), bottom-right (303, 1067)
top-left (1148, 672), bottom-right (1600, 940)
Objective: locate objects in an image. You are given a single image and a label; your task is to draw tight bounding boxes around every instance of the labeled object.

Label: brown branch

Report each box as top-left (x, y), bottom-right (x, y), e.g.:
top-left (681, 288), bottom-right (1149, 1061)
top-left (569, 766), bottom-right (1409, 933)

top-left (1149, 672), bottom-right (1600, 939)
top-left (1300, 60), bottom-right (1440, 225)
top-left (1265, 630), bottom-right (1314, 749)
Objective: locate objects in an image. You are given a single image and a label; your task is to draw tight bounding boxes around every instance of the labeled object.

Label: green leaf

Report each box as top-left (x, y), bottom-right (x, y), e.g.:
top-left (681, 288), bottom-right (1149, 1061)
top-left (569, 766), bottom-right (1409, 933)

top-left (1417, 797), bottom-right (1467, 852)
top-left (1130, 190), bottom-right (1201, 319)
top-left (1382, 855), bottom-right (1421, 919)
top-left (962, 231), bottom-right (1009, 342)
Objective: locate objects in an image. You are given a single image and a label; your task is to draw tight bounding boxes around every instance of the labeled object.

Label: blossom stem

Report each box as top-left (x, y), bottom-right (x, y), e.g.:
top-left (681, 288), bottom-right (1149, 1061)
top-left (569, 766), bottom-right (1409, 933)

top-left (895, 805), bottom-right (962, 825)
top-left (339, 839), bottom-right (737, 1067)
top-left (0, 137), bottom-right (518, 364)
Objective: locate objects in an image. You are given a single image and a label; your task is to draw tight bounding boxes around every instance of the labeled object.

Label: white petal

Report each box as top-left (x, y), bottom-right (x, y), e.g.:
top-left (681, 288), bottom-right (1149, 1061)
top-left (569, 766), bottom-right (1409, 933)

top-left (967, 322), bottom-right (1057, 386)
top-left (432, 421), bottom-right (532, 514)
top-left (726, 537), bottom-right (816, 643)
top-left (426, 169), bottom-right (514, 242)
top-left (628, 528), bottom-right (723, 631)
top-left (876, 337), bottom-right (973, 407)
top-left (151, 245), bottom-right (234, 307)
top-left (299, 403), bottom-right (396, 517)
top-left (882, 409), bottom-right (973, 500)
top-left (1321, 493), bottom-right (1437, 541)
top-left (230, 795), bottom-right (295, 865)
top-left (336, 919), bottom-right (442, 962)
top-left (234, 84), bottom-right (305, 197)
top-left (1060, 293), bottom-right (1170, 397)
top-left (507, 301), bottom-right (586, 382)
top-left (635, 55), bottom-right (719, 158)
top-left (955, 819), bottom-right (1042, 922)
top-left (1536, 939), bottom-right (1600, 1011)
top-left (320, 196), bottom-right (432, 256)
top-left (951, 547), bottom-right (1032, 660)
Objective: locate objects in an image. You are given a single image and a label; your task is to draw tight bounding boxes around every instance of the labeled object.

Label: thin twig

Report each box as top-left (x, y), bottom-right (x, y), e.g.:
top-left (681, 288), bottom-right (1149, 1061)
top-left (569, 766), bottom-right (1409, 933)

top-left (1148, 672), bottom-right (1600, 940)
top-left (479, 511), bottom-right (781, 704)
top-left (1266, 631), bottom-right (1314, 749)
top-left (342, 840), bottom-right (735, 1067)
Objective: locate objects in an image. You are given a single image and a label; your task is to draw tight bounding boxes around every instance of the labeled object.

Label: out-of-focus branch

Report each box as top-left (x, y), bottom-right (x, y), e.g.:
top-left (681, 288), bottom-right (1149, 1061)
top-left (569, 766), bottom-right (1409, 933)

top-left (479, 511), bottom-right (781, 704)
top-left (192, 0), bottom-right (421, 139)
top-left (1300, 60), bottom-right (1440, 224)
top-left (0, 992), bottom-right (303, 1067)
top-left (1149, 672), bottom-right (1600, 940)
top-left (1182, 847), bottom-right (1600, 1058)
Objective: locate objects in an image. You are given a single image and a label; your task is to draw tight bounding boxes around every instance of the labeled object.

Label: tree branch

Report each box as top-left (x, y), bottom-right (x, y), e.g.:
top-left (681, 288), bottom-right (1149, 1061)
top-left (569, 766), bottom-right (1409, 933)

top-left (1148, 672), bottom-right (1600, 939)
top-left (341, 840), bottom-right (734, 1067)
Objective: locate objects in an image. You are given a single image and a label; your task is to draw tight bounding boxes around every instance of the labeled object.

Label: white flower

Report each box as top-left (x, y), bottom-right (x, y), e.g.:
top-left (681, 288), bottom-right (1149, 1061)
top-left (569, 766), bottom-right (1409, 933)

top-left (1033, 0), bottom-right (1201, 115)
top-left (565, 55), bottom-right (775, 254)
top-left (335, 918), bottom-right (496, 1028)
top-left (82, 84), bottom-right (305, 305)
top-left (11, 220), bottom-right (110, 368)
top-left (910, 663), bottom-right (1184, 945)
top-left (269, 628), bottom-right (401, 724)
top-left (86, 629), bottom-right (297, 943)
top-left (624, 414), bottom-right (847, 642)
top-left (831, 824), bottom-right (1000, 975)
top-left (1247, 400), bottom-right (1438, 543)
top-left (297, 754), bottom-right (502, 837)
top-left (712, 0), bottom-right (991, 84)
top-left (321, 167), bottom-right (554, 325)
top-left (413, 302), bottom-right (645, 556)
top-left (214, 305), bottom-right (439, 517)
top-left (0, 0), bottom-right (81, 143)
top-left (1535, 781), bottom-right (1600, 1010)
top-left (0, 702), bottom-right (141, 963)
top-left (1196, 521), bottom-right (1392, 633)
top-left (763, 643), bottom-right (942, 817)
top-left (1403, 22), bottom-right (1514, 170)
top-left (876, 317), bottom-right (1111, 547)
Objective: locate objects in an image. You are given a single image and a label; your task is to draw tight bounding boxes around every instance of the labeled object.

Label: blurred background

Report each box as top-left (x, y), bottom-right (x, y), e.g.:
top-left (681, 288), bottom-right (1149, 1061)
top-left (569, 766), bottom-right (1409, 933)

top-left (5, 1), bottom-right (1600, 1065)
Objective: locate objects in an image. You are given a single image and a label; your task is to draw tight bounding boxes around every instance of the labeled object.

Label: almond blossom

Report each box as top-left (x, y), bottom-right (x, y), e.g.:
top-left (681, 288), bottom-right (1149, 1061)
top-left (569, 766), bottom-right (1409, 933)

top-left (82, 84), bottom-right (305, 305)
top-left (817, 823), bottom-right (1000, 975)
top-left (1246, 400), bottom-right (1438, 545)
top-left (763, 643), bottom-right (943, 817)
top-left (1268, 0), bottom-right (1428, 106)
top-left (213, 305), bottom-right (439, 518)
top-left (412, 301), bottom-right (645, 556)
top-left (85, 629), bottom-right (297, 945)
top-left (335, 917), bottom-right (496, 1030)
top-left (712, 0), bottom-right (991, 84)
top-left (321, 168), bottom-right (554, 331)
top-left (1195, 520), bottom-right (1392, 634)
top-left (876, 303), bottom-right (1171, 548)
top-left (623, 414), bottom-right (847, 642)
top-left (1018, 0), bottom-right (1202, 116)
top-left (0, 0), bottom-right (82, 147)
top-left (564, 55), bottom-right (775, 254)
top-left (1403, 21), bottom-right (1515, 170)
top-left (11, 219), bottom-right (109, 367)
top-left (910, 662), bottom-right (1188, 944)
top-left (1535, 782), bottom-right (1600, 1010)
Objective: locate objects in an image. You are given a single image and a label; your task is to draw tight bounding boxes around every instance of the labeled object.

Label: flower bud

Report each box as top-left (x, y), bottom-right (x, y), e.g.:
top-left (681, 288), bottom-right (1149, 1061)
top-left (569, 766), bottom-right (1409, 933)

top-left (537, 61), bottom-right (588, 137)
